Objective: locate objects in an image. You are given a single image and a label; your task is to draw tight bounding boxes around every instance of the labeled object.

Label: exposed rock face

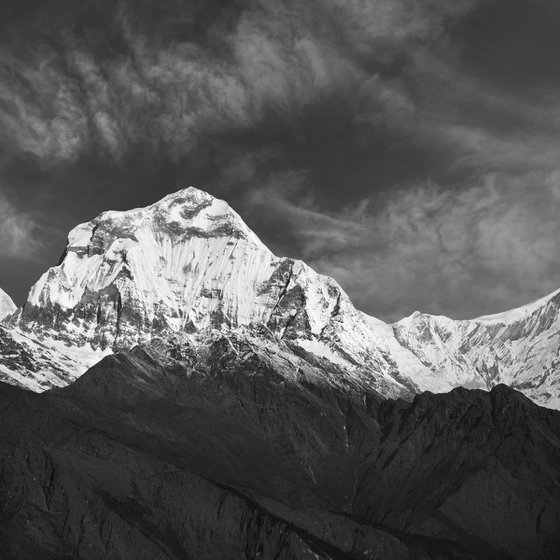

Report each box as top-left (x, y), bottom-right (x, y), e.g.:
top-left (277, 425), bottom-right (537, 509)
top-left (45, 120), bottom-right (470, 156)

top-left (1, 186), bottom-right (560, 408)
top-left (0, 286), bottom-right (16, 320)
top-left (0, 343), bottom-right (558, 559)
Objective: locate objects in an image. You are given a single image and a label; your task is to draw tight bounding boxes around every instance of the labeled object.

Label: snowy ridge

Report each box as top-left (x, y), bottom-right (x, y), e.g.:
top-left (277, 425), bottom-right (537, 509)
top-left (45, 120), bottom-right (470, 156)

top-left (473, 287), bottom-right (560, 324)
top-left (0, 287), bottom-right (16, 320)
top-left (1, 186), bottom-right (560, 408)
top-left (0, 325), bottom-right (110, 391)
top-left (393, 290), bottom-right (560, 408)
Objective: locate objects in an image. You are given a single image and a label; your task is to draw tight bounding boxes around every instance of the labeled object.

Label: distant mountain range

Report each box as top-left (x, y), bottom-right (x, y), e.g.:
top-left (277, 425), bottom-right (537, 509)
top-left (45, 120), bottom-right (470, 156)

top-left (1, 187), bottom-right (559, 408)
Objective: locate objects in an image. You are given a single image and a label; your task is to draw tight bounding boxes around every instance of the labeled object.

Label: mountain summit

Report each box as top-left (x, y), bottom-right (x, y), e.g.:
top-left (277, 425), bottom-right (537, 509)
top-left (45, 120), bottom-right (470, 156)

top-left (1, 186), bottom-right (560, 408)
top-left (22, 186), bottom-right (283, 342)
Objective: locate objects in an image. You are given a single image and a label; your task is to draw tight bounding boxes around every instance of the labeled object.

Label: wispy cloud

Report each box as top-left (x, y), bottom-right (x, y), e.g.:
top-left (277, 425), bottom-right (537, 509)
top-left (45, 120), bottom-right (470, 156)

top-left (0, 189), bottom-right (43, 259)
top-left (0, 0), bottom-right (481, 164)
top-left (244, 170), bottom-right (560, 321)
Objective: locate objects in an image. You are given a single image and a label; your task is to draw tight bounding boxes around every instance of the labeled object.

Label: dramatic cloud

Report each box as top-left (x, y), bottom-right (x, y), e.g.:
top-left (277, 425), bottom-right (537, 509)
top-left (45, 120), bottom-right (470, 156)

top-left (244, 170), bottom-right (560, 321)
top-left (1, 0), bottom-right (560, 319)
top-left (0, 0), bottom-right (480, 164)
top-left (0, 188), bottom-right (43, 259)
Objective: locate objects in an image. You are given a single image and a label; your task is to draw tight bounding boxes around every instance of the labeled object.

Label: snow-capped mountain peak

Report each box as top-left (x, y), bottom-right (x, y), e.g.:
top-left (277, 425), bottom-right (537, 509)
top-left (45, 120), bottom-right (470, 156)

top-left (22, 187), bottom-right (280, 343)
top-left (17, 187), bottom-right (395, 395)
top-left (61, 186), bottom-right (267, 266)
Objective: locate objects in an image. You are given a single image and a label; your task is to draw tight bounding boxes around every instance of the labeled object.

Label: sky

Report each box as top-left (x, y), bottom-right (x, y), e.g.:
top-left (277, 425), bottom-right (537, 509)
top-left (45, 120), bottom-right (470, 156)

top-left (1, 0), bottom-right (560, 321)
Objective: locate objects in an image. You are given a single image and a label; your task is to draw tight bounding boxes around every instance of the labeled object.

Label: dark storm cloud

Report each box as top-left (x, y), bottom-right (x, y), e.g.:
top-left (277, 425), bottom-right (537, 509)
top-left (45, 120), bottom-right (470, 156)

top-left (1, 0), bottom-right (560, 320)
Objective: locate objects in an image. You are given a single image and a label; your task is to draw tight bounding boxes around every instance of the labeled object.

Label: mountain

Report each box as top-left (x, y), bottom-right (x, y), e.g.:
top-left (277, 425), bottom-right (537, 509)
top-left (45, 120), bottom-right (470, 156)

top-left (1, 186), bottom-right (560, 408)
top-left (394, 292), bottom-right (560, 409)
top-left (0, 286), bottom-right (15, 320)
top-left (5, 187), bottom-right (419, 397)
top-left (0, 341), bottom-right (558, 559)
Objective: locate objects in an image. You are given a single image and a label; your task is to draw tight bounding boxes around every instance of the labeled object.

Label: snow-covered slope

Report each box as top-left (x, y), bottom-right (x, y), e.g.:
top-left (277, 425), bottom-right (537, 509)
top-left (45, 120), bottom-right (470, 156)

top-left (0, 287), bottom-right (15, 320)
top-left (16, 188), bottom-right (365, 346)
top-left (2, 186), bottom-right (560, 408)
top-left (394, 290), bottom-right (560, 409)
top-left (10, 187), bottom-right (419, 396)
top-left (0, 324), bottom-right (109, 391)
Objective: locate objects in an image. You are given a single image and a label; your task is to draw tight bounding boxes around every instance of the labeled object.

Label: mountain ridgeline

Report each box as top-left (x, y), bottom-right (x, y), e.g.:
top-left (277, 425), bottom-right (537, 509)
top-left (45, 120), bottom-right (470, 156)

top-left (1, 186), bottom-right (560, 408)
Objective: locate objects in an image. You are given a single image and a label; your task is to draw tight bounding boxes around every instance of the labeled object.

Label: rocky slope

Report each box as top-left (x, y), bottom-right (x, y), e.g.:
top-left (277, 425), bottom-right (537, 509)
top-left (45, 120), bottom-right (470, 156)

top-left (0, 341), bottom-right (558, 559)
top-left (0, 287), bottom-right (15, 320)
top-left (1, 186), bottom-right (560, 408)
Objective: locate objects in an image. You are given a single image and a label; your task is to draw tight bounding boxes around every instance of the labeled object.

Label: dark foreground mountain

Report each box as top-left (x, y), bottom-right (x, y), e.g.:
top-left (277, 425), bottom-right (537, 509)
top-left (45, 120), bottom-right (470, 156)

top-left (1, 334), bottom-right (559, 560)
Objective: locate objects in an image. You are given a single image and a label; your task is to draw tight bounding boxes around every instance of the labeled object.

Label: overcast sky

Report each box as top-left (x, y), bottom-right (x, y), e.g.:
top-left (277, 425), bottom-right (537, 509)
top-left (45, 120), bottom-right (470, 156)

top-left (1, 0), bottom-right (560, 321)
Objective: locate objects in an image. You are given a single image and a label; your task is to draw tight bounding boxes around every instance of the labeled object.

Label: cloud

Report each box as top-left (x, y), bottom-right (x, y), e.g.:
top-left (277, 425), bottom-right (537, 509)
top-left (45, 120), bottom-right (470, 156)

top-left (1, 0), bottom-right (559, 321)
top-left (244, 170), bottom-right (560, 321)
top-left (0, 189), bottom-right (44, 259)
top-left (0, 0), bottom-right (482, 165)
top-left (323, 0), bottom-right (478, 53)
